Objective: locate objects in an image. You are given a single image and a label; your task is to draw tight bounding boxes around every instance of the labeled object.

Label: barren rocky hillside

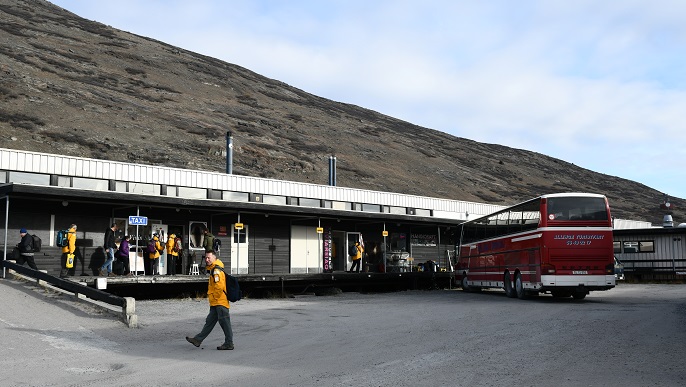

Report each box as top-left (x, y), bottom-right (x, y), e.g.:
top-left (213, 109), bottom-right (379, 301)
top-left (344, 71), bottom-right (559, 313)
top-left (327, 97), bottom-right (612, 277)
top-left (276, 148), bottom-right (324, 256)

top-left (0, 0), bottom-right (682, 224)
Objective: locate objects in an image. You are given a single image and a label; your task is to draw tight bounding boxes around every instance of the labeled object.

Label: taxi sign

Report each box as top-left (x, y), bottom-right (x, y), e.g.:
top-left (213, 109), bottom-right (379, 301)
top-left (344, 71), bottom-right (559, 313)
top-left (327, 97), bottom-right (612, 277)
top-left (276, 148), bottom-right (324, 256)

top-left (129, 216), bottom-right (148, 226)
top-left (234, 223), bottom-right (244, 230)
top-left (382, 230), bottom-right (389, 237)
top-left (316, 227), bottom-right (324, 234)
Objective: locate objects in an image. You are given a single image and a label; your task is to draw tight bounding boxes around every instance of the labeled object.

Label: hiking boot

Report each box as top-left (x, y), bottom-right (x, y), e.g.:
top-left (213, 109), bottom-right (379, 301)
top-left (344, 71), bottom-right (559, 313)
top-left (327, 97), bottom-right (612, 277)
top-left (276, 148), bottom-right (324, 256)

top-left (98, 269), bottom-right (106, 276)
top-left (217, 343), bottom-right (234, 350)
top-left (108, 272), bottom-right (118, 277)
top-left (186, 336), bottom-right (201, 347)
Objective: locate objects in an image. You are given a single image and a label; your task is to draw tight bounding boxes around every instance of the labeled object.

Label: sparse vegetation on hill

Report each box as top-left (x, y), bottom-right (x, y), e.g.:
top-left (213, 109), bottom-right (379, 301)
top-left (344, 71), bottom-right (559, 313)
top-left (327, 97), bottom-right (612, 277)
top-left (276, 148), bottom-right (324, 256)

top-left (0, 0), bottom-right (682, 224)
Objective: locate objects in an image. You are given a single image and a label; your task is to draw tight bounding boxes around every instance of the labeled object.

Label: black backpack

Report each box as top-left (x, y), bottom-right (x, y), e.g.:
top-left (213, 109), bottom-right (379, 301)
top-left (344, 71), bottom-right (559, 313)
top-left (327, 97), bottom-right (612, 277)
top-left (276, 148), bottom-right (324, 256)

top-left (349, 244), bottom-right (358, 256)
top-left (216, 267), bottom-right (241, 302)
top-left (31, 234), bottom-right (41, 252)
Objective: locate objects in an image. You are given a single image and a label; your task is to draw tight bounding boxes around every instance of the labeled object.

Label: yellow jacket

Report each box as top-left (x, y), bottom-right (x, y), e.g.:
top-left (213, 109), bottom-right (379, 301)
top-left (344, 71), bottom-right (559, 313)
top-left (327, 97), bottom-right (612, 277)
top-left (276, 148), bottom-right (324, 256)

top-left (149, 236), bottom-right (163, 259)
top-left (354, 243), bottom-right (364, 261)
top-left (206, 259), bottom-right (230, 309)
top-left (166, 234), bottom-right (179, 257)
top-left (61, 227), bottom-right (76, 254)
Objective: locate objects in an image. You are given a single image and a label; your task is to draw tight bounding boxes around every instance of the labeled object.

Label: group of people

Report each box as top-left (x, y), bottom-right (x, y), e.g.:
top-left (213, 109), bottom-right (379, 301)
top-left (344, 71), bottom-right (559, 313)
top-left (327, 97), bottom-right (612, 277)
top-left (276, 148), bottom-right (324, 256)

top-left (16, 225), bottom-right (234, 351)
top-left (98, 223), bottom-right (185, 277)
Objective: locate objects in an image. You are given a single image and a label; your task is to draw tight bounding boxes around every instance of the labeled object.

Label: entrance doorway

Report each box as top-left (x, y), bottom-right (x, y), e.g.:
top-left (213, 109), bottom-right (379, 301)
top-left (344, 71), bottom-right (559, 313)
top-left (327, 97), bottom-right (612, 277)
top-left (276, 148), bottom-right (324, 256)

top-left (231, 224), bottom-right (249, 274)
top-left (345, 232), bottom-right (362, 272)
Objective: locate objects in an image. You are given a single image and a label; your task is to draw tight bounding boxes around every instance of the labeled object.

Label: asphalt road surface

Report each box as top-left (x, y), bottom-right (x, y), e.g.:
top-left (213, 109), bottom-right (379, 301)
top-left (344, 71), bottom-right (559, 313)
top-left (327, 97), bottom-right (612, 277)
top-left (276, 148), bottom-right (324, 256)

top-left (1, 279), bottom-right (685, 386)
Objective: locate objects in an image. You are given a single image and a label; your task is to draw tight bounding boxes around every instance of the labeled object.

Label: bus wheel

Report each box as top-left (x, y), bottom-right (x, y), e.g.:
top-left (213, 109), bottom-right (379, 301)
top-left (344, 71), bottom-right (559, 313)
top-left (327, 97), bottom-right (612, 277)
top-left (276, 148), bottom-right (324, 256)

top-left (572, 292), bottom-right (587, 300)
top-left (461, 274), bottom-right (470, 292)
top-left (504, 272), bottom-right (516, 298)
top-left (515, 273), bottom-right (527, 299)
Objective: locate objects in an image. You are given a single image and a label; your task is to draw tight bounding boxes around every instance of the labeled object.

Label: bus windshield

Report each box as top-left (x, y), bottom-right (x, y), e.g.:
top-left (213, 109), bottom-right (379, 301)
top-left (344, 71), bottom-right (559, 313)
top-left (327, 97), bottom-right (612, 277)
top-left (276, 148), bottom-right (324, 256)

top-left (546, 196), bottom-right (608, 222)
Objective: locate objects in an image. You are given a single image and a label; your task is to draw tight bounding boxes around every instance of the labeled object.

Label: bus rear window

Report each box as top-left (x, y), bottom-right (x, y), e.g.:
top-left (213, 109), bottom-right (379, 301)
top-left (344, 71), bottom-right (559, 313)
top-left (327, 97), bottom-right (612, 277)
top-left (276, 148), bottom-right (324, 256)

top-left (547, 197), bottom-right (608, 221)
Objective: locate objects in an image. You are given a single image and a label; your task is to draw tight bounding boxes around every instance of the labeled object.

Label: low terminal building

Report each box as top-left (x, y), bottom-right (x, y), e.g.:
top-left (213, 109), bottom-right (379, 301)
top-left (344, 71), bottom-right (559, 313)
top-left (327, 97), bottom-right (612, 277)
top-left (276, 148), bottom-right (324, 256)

top-left (0, 148), bottom-right (505, 280)
top-left (613, 220), bottom-right (686, 281)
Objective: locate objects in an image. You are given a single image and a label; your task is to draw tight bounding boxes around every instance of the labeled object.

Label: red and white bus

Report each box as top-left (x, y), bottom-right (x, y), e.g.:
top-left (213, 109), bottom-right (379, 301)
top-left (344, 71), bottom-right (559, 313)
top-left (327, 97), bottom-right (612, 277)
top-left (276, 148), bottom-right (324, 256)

top-left (455, 193), bottom-right (615, 299)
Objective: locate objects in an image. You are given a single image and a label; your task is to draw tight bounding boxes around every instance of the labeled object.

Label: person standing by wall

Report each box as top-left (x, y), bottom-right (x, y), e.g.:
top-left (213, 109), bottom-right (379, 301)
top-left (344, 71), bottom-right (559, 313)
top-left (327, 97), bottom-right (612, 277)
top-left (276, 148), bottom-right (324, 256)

top-left (186, 250), bottom-right (234, 350)
top-left (166, 233), bottom-right (179, 276)
top-left (17, 228), bottom-right (38, 270)
top-left (60, 224), bottom-right (77, 278)
top-left (147, 234), bottom-right (163, 275)
top-left (349, 241), bottom-right (363, 273)
top-left (100, 223), bottom-right (118, 277)
top-left (202, 228), bottom-right (215, 254)
top-left (117, 235), bottom-right (131, 275)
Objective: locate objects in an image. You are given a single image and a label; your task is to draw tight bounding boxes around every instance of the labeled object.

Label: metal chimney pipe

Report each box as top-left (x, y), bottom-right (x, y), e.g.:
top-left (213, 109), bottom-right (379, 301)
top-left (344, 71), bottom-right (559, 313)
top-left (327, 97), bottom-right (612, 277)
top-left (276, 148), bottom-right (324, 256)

top-left (328, 156), bottom-right (337, 186)
top-left (226, 131), bottom-right (233, 174)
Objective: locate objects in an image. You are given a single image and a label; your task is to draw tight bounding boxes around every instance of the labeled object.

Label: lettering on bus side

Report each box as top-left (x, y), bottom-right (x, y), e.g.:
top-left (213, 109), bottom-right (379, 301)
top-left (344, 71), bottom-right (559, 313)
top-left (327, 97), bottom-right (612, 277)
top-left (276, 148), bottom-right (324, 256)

top-left (553, 233), bottom-right (605, 246)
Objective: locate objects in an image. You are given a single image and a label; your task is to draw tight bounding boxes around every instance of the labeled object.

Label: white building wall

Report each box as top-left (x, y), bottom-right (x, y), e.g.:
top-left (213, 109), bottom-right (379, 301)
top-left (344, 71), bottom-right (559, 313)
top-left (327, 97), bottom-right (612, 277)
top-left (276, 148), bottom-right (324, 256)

top-left (0, 148), bottom-right (505, 220)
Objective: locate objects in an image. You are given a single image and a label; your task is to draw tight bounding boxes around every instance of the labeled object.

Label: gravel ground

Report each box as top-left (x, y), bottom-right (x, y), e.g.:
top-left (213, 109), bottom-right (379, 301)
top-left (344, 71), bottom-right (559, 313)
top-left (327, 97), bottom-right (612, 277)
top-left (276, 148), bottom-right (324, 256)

top-left (1, 279), bottom-right (686, 387)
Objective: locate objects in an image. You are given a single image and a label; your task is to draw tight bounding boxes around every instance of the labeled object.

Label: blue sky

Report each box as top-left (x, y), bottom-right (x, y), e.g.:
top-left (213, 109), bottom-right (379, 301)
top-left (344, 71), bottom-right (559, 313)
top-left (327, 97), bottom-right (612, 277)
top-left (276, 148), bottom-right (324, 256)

top-left (51, 0), bottom-right (686, 200)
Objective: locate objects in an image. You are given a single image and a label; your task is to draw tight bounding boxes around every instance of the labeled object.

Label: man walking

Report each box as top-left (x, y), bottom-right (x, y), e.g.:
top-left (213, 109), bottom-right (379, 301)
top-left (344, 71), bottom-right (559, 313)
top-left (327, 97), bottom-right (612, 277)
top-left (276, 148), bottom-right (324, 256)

top-left (186, 250), bottom-right (234, 350)
top-left (17, 228), bottom-right (38, 270)
top-left (100, 222), bottom-right (118, 276)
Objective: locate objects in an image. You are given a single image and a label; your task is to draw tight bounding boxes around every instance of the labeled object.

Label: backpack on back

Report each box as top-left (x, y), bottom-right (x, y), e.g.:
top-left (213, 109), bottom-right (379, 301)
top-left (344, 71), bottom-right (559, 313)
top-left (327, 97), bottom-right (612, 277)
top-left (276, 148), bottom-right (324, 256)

top-left (173, 237), bottom-right (182, 253)
top-left (31, 234), bottom-right (41, 252)
top-left (56, 230), bottom-right (69, 247)
top-left (147, 240), bottom-right (157, 254)
top-left (349, 244), bottom-right (358, 256)
top-left (217, 267), bottom-right (241, 302)
top-left (213, 238), bottom-right (221, 253)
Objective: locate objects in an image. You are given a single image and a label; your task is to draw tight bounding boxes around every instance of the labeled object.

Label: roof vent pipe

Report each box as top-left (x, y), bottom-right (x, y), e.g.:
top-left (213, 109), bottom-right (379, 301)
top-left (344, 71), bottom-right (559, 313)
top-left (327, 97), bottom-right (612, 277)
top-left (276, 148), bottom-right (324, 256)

top-left (663, 214), bottom-right (674, 228)
top-left (328, 156), bottom-right (337, 186)
top-left (226, 131), bottom-right (233, 175)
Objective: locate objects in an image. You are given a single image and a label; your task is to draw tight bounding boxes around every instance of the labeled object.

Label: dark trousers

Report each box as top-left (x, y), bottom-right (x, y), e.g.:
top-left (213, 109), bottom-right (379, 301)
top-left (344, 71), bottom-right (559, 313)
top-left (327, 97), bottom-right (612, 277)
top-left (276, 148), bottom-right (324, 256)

top-left (17, 254), bottom-right (38, 270)
top-left (145, 257), bottom-right (159, 275)
top-left (194, 305), bottom-right (233, 346)
top-left (168, 255), bottom-right (177, 275)
top-left (116, 256), bottom-right (130, 275)
top-left (350, 259), bottom-right (361, 272)
top-left (59, 252), bottom-right (70, 277)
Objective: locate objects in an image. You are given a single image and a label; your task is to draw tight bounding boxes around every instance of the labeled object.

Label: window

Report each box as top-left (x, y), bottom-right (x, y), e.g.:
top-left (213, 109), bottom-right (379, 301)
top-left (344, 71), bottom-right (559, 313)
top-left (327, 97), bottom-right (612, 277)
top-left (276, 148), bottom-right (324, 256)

top-left (622, 241), bottom-right (639, 253)
top-left (299, 198), bottom-right (321, 208)
top-left (390, 233), bottom-right (407, 251)
top-left (388, 206), bottom-right (405, 215)
top-left (415, 208), bottom-right (431, 217)
top-left (613, 241), bottom-right (621, 253)
top-left (332, 201), bottom-right (352, 210)
top-left (622, 241), bottom-right (655, 253)
top-left (362, 203), bottom-right (381, 213)
top-left (262, 195), bottom-right (287, 205)
top-left (129, 183), bottom-right (160, 195)
top-left (223, 191), bottom-right (249, 202)
top-left (639, 241), bottom-right (654, 253)
top-left (547, 196), bottom-right (608, 221)
top-left (114, 181), bottom-right (127, 192)
top-left (72, 177), bottom-right (108, 191)
top-left (9, 172), bottom-right (50, 185)
top-left (178, 187), bottom-right (206, 199)
top-left (233, 228), bottom-right (246, 243)
top-left (56, 176), bottom-right (71, 187)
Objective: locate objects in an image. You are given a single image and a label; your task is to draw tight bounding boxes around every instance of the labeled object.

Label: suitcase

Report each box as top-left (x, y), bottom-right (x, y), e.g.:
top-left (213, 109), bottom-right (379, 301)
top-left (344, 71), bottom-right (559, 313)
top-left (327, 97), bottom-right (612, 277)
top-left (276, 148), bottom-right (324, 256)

top-left (113, 260), bottom-right (124, 275)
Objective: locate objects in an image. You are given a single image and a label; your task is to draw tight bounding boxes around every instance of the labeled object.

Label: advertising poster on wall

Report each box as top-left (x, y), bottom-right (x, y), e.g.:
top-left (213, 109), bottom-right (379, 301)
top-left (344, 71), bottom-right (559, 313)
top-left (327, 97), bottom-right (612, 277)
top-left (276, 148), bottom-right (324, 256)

top-left (323, 228), bottom-right (333, 273)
